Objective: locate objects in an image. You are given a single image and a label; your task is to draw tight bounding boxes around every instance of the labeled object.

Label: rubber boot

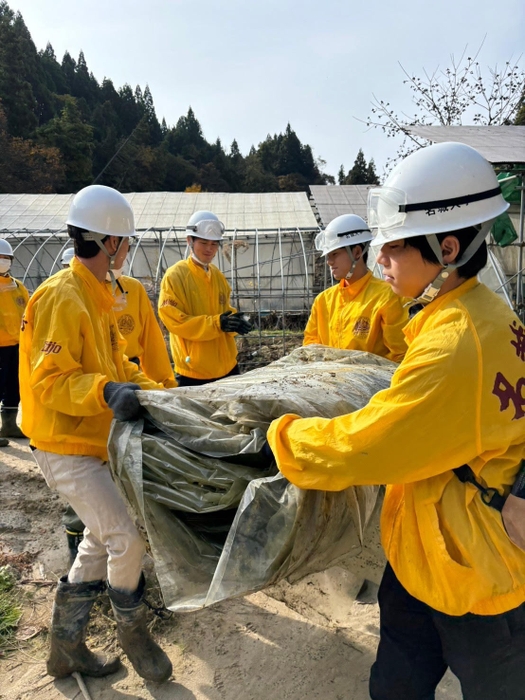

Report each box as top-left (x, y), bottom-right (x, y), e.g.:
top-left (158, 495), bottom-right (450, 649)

top-left (66, 530), bottom-right (84, 566)
top-left (108, 574), bottom-right (172, 683)
top-left (0, 409), bottom-right (26, 438)
top-left (47, 576), bottom-right (121, 678)
top-left (62, 505), bottom-right (85, 566)
top-left (0, 437), bottom-right (8, 447)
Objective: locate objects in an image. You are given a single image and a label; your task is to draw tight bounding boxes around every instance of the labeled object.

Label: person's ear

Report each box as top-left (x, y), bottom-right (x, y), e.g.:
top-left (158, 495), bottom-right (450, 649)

top-left (441, 235), bottom-right (461, 266)
top-left (104, 236), bottom-right (119, 255)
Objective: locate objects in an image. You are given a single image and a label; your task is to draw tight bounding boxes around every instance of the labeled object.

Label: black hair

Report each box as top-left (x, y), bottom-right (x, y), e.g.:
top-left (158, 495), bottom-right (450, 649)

top-left (404, 226), bottom-right (487, 280)
top-left (350, 243), bottom-right (369, 265)
top-left (188, 235), bottom-right (220, 245)
top-left (67, 225), bottom-right (108, 259)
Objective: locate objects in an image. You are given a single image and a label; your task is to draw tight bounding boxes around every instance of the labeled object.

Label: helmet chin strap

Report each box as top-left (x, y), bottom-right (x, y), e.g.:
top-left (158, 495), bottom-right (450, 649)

top-left (344, 242), bottom-right (369, 280)
top-left (81, 231), bottom-right (126, 294)
top-left (410, 221), bottom-right (493, 307)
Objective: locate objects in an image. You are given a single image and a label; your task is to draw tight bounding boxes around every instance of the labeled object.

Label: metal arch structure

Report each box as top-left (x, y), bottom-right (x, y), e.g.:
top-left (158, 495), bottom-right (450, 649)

top-left (3, 225), bottom-right (322, 322)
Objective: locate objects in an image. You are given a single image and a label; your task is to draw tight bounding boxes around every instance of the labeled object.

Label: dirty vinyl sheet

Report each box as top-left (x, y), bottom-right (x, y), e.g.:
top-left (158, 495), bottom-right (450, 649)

top-left (108, 346), bottom-right (392, 611)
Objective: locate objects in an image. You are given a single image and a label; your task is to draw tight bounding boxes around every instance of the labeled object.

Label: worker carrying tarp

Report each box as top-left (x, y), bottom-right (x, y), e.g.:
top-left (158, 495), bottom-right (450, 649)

top-left (158, 210), bottom-right (252, 387)
top-left (19, 185), bottom-right (172, 684)
top-left (267, 142), bottom-right (525, 700)
top-left (108, 346), bottom-right (392, 611)
top-left (304, 214), bottom-right (408, 362)
top-left (58, 247), bottom-right (176, 564)
top-left (0, 238), bottom-right (29, 446)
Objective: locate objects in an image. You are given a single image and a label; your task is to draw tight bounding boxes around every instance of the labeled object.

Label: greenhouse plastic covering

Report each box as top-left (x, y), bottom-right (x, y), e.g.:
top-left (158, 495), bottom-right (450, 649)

top-left (108, 346), bottom-right (395, 612)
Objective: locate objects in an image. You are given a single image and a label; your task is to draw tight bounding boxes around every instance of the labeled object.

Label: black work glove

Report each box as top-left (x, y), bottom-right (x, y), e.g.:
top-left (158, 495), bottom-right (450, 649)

top-left (260, 441), bottom-right (275, 464)
top-left (103, 382), bottom-right (142, 421)
top-left (220, 311), bottom-right (242, 333)
top-left (231, 312), bottom-right (253, 335)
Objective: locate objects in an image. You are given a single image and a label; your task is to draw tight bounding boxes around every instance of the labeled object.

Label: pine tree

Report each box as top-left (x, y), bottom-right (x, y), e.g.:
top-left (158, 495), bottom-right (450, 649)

top-left (366, 159), bottom-right (380, 185)
top-left (0, 3), bottom-right (38, 136)
top-left (345, 149), bottom-right (369, 184)
top-left (142, 84), bottom-right (162, 145)
top-left (340, 149), bottom-right (380, 185)
top-left (36, 96), bottom-right (94, 192)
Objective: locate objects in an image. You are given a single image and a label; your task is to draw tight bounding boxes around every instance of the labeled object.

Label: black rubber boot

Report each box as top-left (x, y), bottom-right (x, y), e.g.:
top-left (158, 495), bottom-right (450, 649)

top-left (66, 530), bottom-right (84, 566)
top-left (108, 575), bottom-right (172, 683)
top-left (47, 576), bottom-right (121, 678)
top-left (0, 410), bottom-right (26, 438)
top-left (0, 437), bottom-right (8, 447)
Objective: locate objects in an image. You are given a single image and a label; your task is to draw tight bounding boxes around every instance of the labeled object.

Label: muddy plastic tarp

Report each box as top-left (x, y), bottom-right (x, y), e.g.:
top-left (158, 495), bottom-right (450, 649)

top-left (108, 346), bottom-right (394, 612)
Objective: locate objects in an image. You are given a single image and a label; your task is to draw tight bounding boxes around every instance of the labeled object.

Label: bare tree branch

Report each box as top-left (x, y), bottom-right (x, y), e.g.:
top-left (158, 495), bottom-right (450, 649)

top-left (363, 42), bottom-right (524, 172)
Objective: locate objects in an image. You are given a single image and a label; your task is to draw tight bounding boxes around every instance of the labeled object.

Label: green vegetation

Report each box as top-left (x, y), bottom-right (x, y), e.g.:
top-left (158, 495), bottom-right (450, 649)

top-left (0, 566), bottom-right (22, 652)
top-left (338, 148), bottom-right (380, 185)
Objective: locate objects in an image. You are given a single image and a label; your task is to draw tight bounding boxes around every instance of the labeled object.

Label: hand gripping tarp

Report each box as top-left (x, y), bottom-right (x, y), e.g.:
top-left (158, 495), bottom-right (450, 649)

top-left (108, 346), bottom-right (394, 612)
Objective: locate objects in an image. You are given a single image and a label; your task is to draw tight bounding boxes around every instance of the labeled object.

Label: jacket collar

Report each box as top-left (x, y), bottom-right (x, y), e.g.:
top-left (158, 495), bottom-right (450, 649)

top-left (71, 257), bottom-right (115, 312)
top-left (188, 255), bottom-right (212, 278)
top-left (338, 270), bottom-right (372, 300)
top-left (404, 277), bottom-right (479, 344)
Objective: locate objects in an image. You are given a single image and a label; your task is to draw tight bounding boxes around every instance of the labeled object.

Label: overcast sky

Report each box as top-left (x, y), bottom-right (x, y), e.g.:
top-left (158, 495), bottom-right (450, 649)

top-left (10, 0), bottom-right (525, 180)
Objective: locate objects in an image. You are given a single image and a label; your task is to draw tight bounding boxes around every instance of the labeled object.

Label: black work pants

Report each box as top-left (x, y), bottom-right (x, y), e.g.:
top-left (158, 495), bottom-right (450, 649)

top-left (176, 363), bottom-right (240, 387)
top-left (0, 344), bottom-right (20, 410)
top-left (370, 563), bottom-right (525, 700)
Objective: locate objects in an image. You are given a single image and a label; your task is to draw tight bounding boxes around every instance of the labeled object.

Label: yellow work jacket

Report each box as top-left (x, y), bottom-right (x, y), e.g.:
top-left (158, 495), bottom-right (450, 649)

top-left (19, 259), bottom-right (161, 460)
top-left (0, 276), bottom-right (29, 347)
top-left (158, 257), bottom-right (237, 380)
top-left (303, 271), bottom-right (408, 362)
top-left (268, 278), bottom-right (525, 616)
top-left (107, 276), bottom-right (176, 388)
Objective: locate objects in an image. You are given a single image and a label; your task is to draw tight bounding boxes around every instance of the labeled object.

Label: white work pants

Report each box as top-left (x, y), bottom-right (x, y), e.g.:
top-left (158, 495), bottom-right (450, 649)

top-left (32, 450), bottom-right (144, 593)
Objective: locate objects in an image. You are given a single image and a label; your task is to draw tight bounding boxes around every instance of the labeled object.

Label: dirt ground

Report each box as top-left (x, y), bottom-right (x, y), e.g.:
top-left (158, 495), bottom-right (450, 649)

top-left (0, 438), bottom-right (462, 700)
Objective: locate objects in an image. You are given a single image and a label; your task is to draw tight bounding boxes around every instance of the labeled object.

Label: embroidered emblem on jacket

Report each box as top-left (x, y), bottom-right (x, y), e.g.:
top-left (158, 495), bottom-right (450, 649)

top-left (353, 316), bottom-right (371, 337)
top-left (117, 314), bottom-right (135, 336)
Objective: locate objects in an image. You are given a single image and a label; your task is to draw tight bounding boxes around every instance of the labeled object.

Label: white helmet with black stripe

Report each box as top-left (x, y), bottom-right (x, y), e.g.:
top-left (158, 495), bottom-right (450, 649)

top-left (315, 214), bottom-right (372, 279)
top-left (367, 142), bottom-right (508, 304)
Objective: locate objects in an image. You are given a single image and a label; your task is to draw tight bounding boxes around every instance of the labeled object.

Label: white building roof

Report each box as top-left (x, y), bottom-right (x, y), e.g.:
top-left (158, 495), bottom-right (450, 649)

top-left (309, 185), bottom-right (373, 225)
top-left (405, 125), bottom-right (525, 164)
top-left (0, 191), bottom-right (319, 232)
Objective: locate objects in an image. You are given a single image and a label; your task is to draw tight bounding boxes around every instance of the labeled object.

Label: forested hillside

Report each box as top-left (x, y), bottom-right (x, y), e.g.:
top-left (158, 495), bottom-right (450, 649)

top-left (0, 2), bottom-right (362, 194)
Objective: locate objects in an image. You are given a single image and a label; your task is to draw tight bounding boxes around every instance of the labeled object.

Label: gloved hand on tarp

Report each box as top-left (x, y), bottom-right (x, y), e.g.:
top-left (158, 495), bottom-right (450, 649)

top-left (259, 441), bottom-right (275, 465)
top-left (104, 382), bottom-right (142, 421)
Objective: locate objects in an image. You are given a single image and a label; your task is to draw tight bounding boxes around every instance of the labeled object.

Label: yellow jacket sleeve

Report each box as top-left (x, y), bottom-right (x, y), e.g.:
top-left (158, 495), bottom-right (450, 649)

top-left (380, 295), bottom-right (409, 363)
top-left (268, 308), bottom-right (479, 490)
top-left (303, 297), bottom-right (321, 346)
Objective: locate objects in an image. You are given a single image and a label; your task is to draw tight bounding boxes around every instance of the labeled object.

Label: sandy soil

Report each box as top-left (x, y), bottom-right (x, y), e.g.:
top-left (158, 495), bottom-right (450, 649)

top-left (0, 438), bottom-right (462, 700)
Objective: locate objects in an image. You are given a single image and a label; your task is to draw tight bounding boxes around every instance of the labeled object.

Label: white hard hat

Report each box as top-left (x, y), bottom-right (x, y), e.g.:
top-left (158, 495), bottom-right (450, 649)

top-left (186, 210), bottom-right (225, 241)
top-left (315, 215), bottom-right (372, 256)
top-left (66, 185), bottom-right (135, 238)
top-left (61, 248), bottom-right (75, 266)
top-left (0, 239), bottom-right (13, 257)
top-left (368, 142), bottom-right (508, 247)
